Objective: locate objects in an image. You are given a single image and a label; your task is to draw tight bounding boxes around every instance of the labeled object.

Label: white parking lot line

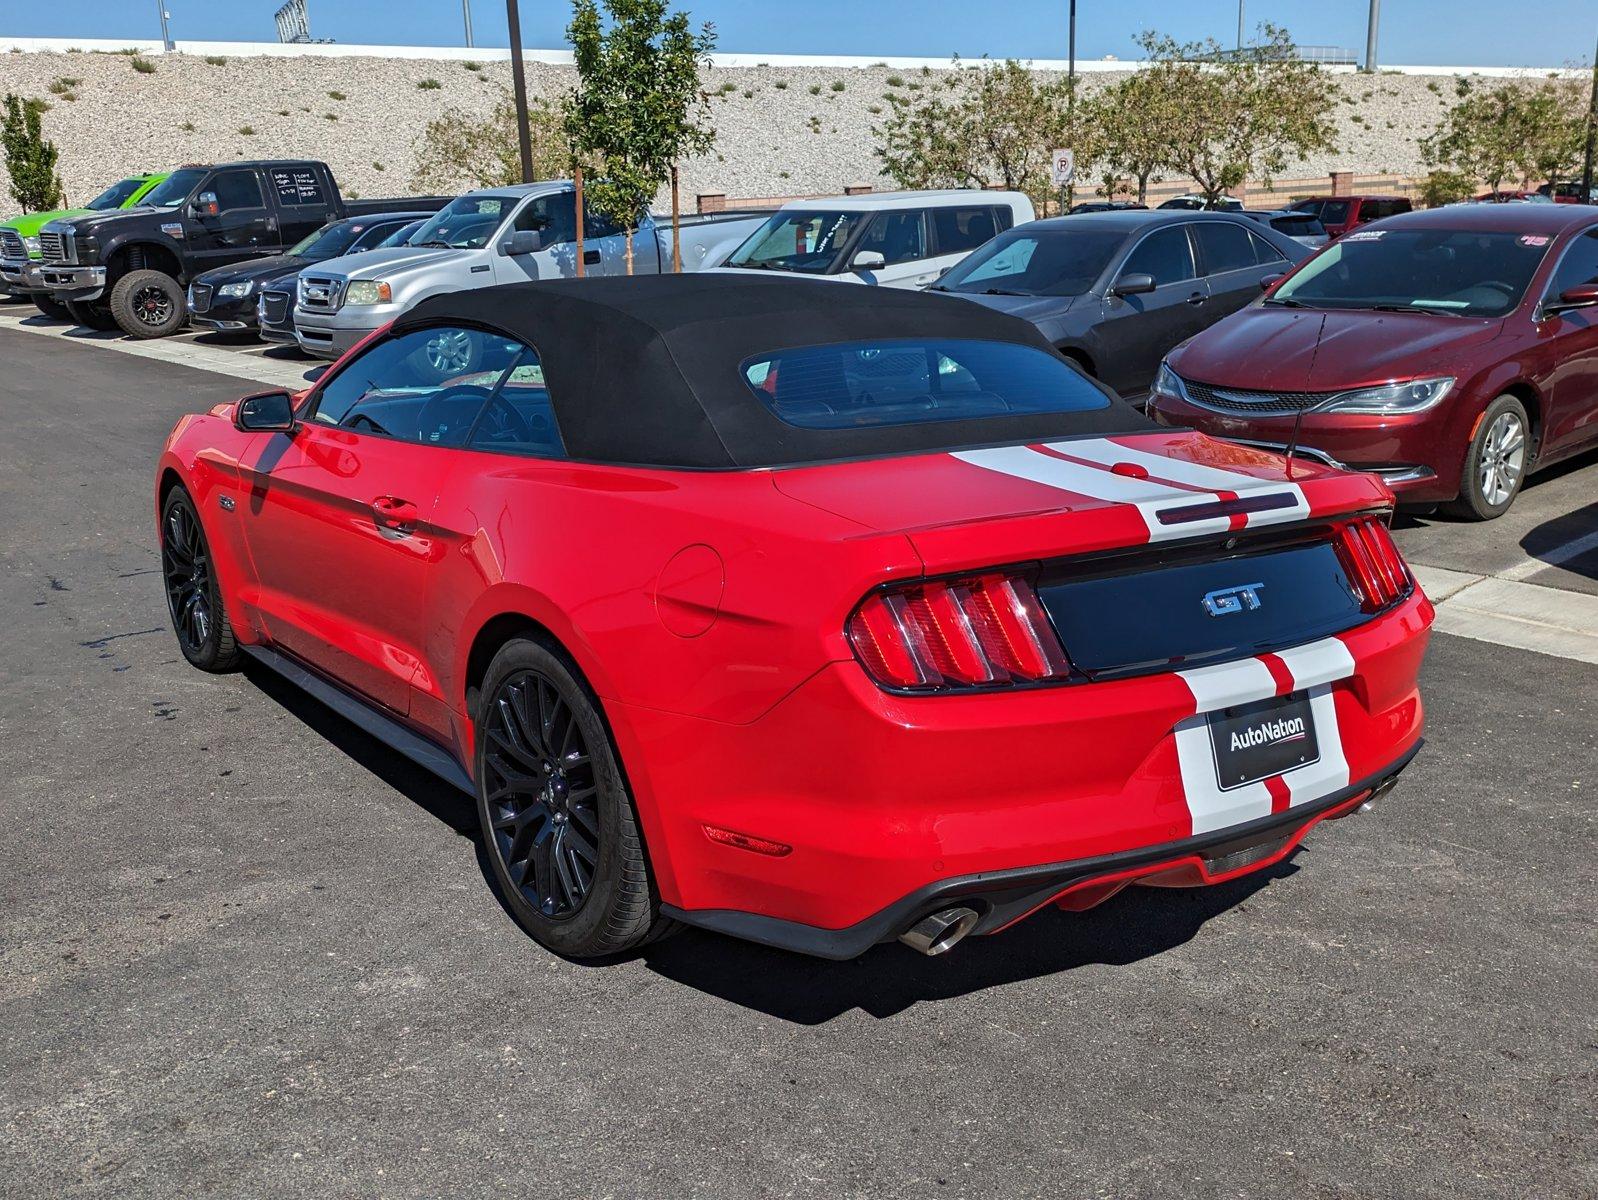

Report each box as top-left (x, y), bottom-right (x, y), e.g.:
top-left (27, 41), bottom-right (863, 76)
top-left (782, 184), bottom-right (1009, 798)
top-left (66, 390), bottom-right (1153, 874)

top-left (0, 309), bottom-right (310, 391)
top-left (1498, 527), bottom-right (1598, 582)
top-left (1415, 560), bottom-right (1598, 666)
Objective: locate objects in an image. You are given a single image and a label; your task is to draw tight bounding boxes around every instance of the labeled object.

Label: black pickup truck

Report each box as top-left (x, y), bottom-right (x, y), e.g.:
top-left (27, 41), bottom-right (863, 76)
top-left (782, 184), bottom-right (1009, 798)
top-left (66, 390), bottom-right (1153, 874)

top-left (36, 159), bottom-right (450, 339)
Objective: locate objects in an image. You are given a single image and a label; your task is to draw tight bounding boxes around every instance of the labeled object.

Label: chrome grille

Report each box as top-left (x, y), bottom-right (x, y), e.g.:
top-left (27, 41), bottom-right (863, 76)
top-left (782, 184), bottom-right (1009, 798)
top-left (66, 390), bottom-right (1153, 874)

top-left (1180, 377), bottom-right (1332, 418)
top-left (261, 290), bottom-right (291, 324)
top-left (39, 231), bottom-right (70, 263)
top-left (0, 230), bottom-right (24, 260)
top-left (297, 275), bottom-right (343, 311)
top-left (189, 283), bottom-right (212, 313)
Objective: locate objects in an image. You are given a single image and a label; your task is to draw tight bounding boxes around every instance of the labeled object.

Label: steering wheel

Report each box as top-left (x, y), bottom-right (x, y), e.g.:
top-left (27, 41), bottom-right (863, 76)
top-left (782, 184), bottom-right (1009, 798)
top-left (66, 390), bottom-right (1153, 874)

top-left (471, 393), bottom-right (538, 445)
top-left (414, 384), bottom-right (494, 446)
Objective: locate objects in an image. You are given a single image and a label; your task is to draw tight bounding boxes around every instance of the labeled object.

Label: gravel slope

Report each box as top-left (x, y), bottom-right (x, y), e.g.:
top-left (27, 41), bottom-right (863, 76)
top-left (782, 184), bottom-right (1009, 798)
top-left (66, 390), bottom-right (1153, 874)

top-left (1, 50), bottom-right (1473, 210)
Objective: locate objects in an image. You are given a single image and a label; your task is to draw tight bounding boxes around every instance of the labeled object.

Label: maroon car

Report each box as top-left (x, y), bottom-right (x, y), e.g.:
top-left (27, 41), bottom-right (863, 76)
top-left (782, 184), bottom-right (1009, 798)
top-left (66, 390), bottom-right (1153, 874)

top-left (1149, 204), bottom-right (1598, 519)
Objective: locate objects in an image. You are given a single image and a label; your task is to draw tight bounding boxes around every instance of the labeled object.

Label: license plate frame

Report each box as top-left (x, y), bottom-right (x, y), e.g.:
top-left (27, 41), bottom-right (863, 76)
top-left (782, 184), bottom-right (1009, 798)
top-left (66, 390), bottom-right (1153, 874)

top-left (1208, 691), bottom-right (1320, 791)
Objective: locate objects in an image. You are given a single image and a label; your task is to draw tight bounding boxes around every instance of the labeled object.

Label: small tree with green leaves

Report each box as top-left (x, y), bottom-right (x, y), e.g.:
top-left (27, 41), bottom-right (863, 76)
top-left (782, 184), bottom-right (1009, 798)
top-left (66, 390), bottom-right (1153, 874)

top-left (564, 0), bottom-right (717, 274)
top-left (2, 94), bottom-right (64, 212)
top-left (1424, 75), bottom-right (1587, 195)
top-left (1084, 68), bottom-right (1179, 204)
top-left (1134, 26), bottom-right (1337, 206)
top-left (875, 59), bottom-right (1078, 213)
top-left (411, 88), bottom-right (571, 191)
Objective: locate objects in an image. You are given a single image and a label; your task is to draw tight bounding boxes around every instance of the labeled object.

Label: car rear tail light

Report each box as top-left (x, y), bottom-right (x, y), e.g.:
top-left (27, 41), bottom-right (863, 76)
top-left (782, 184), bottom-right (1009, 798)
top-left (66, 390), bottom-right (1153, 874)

top-left (1334, 515), bottom-right (1412, 612)
top-left (847, 572), bottom-right (1071, 691)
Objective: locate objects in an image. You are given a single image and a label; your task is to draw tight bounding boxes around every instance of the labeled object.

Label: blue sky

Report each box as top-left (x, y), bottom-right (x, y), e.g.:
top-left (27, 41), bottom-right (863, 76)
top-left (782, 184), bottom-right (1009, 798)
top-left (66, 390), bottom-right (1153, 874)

top-left (7, 0), bottom-right (1594, 67)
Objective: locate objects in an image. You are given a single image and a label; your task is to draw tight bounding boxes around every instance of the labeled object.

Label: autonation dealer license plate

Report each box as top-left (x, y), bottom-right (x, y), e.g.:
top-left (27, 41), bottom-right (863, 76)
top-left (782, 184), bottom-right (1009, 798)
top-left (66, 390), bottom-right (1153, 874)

top-left (1208, 692), bottom-right (1320, 791)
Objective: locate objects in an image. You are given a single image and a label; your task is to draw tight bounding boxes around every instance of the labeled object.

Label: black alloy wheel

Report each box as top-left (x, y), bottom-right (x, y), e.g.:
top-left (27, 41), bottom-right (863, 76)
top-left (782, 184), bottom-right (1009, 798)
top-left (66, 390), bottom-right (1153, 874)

top-left (474, 639), bottom-right (672, 958)
top-left (160, 488), bottom-right (239, 671)
top-left (482, 669), bottom-right (602, 919)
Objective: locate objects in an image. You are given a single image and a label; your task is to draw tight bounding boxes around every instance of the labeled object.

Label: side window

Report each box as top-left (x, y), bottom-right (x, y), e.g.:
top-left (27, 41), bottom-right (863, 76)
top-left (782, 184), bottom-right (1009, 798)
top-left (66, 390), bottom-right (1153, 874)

top-left (210, 170), bottom-right (264, 213)
top-left (1193, 222), bottom-right (1258, 275)
top-left (1248, 229), bottom-right (1290, 265)
top-left (1546, 229), bottom-right (1598, 301)
top-left (584, 204), bottom-right (626, 240)
top-left (931, 206), bottom-right (1001, 255)
top-left (992, 205), bottom-right (1015, 234)
top-left (515, 193), bottom-right (578, 245)
top-left (1320, 200), bottom-right (1352, 227)
top-left (349, 221), bottom-right (401, 252)
top-left (307, 326), bottom-right (528, 447)
top-left (469, 356), bottom-right (567, 459)
top-left (1120, 226), bottom-right (1196, 286)
top-left (857, 210), bottom-right (929, 265)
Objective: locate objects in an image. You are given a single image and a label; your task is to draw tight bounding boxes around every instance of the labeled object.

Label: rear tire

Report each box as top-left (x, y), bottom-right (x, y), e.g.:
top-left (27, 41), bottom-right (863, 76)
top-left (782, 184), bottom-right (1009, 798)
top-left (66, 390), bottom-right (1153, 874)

top-left (30, 294), bottom-right (69, 320)
top-left (474, 638), bottom-right (673, 959)
top-left (110, 268), bottom-right (188, 339)
top-left (65, 298), bottom-right (119, 332)
top-left (160, 487), bottom-right (240, 672)
top-left (1442, 394), bottom-right (1529, 521)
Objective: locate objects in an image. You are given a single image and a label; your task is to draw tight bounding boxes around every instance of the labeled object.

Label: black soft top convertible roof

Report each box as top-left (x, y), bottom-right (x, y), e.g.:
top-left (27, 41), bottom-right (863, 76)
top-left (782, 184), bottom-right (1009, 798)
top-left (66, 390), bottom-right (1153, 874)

top-left (391, 274), bottom-right (1153, 469)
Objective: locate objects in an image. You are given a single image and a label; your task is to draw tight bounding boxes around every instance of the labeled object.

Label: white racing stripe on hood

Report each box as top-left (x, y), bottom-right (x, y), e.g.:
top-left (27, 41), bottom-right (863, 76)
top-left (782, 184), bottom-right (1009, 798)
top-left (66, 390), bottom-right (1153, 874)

top-left (950, 444), bottom-right (1230, 542)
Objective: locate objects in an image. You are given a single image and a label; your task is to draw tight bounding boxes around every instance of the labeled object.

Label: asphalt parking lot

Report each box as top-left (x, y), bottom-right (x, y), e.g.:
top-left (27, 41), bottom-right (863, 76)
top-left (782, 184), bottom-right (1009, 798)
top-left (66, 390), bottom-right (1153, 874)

top-left (1, 315), bottom-right (1595, 1199)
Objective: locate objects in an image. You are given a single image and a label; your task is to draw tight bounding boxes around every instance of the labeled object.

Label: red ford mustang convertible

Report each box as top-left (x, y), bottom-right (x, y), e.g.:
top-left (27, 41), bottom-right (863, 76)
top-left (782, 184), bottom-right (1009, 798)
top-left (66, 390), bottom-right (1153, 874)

top-left (157, 276), bottom-right (1432, 960)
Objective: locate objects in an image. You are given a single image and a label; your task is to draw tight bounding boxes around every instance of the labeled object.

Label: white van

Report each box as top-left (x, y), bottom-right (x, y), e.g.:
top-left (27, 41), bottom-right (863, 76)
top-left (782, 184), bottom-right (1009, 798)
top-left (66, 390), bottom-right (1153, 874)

top-left (715, 190), bottom-right (1034, 289)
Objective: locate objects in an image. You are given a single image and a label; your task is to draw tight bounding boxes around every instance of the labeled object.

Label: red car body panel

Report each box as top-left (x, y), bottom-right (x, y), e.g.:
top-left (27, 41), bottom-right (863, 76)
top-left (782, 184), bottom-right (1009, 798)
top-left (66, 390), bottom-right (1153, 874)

top-left (159, 383), bottom-right (1431, 952)
top-left (1153, 205), bottom-right (1598, 503)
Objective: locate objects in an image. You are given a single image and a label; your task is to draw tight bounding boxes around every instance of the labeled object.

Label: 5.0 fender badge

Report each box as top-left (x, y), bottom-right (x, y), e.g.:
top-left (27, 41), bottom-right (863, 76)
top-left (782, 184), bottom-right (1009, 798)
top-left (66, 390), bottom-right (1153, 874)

top-left (218, 495), bottom-right (235, 512)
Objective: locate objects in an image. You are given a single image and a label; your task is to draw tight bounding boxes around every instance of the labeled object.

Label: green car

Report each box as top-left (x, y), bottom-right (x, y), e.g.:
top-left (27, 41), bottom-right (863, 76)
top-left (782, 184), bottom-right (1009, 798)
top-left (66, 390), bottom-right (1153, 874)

top-left (1, 173), bottom-right (167, 318)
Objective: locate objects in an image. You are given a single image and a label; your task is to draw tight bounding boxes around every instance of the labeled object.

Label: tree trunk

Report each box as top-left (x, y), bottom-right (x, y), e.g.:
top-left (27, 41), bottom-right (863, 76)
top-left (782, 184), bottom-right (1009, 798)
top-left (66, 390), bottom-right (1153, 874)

top-left (625, 227), bottom-right (634, 275)
top-left (1137, 172), bottom-right (1150, 204)
top-left (671, 163), bottom-right (682, 274)
top-left (574, 165), bottom-right (586, 280)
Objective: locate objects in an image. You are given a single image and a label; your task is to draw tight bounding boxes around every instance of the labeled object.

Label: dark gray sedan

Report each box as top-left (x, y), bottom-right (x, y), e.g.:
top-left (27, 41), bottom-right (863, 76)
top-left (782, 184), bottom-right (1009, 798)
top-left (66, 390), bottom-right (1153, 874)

top-left (931, 211), bottom-right (1311, 403)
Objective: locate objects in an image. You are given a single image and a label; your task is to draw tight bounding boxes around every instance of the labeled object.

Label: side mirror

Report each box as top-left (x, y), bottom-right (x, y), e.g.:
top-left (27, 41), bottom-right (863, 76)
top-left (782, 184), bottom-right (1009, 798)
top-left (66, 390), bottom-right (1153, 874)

top-left (234, 390), bottom-right (296, 432)
top-left (1259, 274), bottom-right (1285, 292)
top-left (499, 230), bottom-right (544, 257)
top-left (192, 191), bottom-right (220, 219)
top-left (1110, 272), bottom-right (1156, 298)
top-left (851, 249), bottom-right (886, 271)
top-left (1545, 283), bottom-right (1598, 316)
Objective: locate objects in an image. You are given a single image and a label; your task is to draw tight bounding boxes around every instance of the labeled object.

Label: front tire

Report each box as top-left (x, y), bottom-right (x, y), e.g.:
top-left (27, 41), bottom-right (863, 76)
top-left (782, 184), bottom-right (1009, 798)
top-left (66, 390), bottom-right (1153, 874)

top-left (31, 294), bottom-right (70, 320)
top-left (65, 298), bottom-right (119, 331)
top-left (110, 269), bottom-right (188, 339)
top-left (1443, 394), bottom-right (1529, 521)
top-left (474, 638), bottom-right (669, 958)
top-left (160, 487), bottom-right (240, 672)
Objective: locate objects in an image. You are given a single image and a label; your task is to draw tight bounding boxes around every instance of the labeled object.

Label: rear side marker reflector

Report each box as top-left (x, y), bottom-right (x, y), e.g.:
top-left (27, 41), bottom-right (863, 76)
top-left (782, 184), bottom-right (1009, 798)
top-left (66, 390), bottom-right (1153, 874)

top-left (1156, 492), bottom-right (1300, 525)
top-left (848, 572), bottom-right (1071, 692)
top-left (702, 825), bottom-right (793, 857)
top-left (1333, 515), bottom-right (1412, 612)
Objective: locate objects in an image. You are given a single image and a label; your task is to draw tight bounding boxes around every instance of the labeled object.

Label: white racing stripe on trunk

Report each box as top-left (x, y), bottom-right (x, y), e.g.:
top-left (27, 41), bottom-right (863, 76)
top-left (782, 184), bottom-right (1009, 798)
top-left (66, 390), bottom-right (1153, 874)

top-left (951, 445), bottom-right (1235, 542)
top-left (1173, 637), bottom-right (1356, 834)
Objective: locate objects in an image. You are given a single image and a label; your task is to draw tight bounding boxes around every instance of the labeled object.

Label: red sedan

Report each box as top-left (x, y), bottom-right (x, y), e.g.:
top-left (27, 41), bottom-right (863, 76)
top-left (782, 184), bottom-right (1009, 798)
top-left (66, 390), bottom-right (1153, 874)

top-left (157, 276), bottom-right (1431, 960)
top-left (1151, 204), bottom-right (1598, 519)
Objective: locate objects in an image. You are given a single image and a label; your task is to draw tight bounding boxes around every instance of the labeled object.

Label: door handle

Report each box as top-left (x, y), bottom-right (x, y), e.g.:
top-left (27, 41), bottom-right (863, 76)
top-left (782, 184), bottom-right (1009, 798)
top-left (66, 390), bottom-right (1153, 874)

top-left (371, 495), bottom-right (418, 531)
top-left (583, 249), bottom-right (601, 265)
top-left (1185, 292), bottom-right (1206, 306)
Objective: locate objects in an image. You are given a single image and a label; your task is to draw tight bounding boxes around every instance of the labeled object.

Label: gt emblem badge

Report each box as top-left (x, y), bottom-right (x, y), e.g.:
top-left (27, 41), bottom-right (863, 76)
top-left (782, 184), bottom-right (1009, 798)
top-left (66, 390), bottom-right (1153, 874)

top-left (1201, 582), bottom-right (1264, 616)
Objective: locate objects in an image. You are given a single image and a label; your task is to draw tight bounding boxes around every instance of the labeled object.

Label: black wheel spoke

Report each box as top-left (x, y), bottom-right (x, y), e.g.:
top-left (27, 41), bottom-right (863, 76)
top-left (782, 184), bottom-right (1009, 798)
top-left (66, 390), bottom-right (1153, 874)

top-left (481, 666), bottom-right (603, 922)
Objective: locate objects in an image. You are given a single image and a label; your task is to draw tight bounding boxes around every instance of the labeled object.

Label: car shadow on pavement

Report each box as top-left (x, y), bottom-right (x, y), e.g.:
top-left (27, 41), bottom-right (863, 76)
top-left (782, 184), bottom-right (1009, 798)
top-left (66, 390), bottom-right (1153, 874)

top-left (638, 866), bottom-right (1288, 1024)
top-left (1520, 499), bottom-right (1598, 581)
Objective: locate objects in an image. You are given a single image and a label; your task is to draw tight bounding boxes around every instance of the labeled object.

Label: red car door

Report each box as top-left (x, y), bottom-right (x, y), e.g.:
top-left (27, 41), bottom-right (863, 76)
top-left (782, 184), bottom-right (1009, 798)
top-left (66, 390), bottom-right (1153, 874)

top-left (1536, 225), bottom-right (1598, 456)
top-left (239, 325), bottom-right (525, 715)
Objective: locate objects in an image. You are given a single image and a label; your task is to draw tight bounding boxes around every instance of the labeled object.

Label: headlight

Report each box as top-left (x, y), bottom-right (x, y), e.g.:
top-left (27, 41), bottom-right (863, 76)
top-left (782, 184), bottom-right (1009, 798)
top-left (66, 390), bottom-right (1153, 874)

top-left (1151, 360), bottom-right (1187, 404)
top-left (22, 235), bottom-right (40, 254)
top-left (344, 280), bottom-right (392, 305)
top-left (1322, 377), bottom-right (1454, 414)
top-left (217, 281), bottom-right (254, 299)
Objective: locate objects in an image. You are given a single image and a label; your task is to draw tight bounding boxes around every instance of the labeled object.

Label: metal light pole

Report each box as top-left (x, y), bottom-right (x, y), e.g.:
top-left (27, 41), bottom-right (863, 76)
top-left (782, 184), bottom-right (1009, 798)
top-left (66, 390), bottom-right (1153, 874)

top-left (462, 0), bottom-right (474, 47)
top-left (155, 1), bottom-right (173, 52)
top-left (1067, 0), bottom-right (1076, 92)
top-left (1066, 0), bottom-right (1077, 213)
top-left (1582, 28), bottom-right (1597, 200)
top-left (1364, 0), bottom-right (1380, 73)
top-left (505, 0), bottom-right (534, 184)
top-left (1237, 0), bottom-right (1245, 50)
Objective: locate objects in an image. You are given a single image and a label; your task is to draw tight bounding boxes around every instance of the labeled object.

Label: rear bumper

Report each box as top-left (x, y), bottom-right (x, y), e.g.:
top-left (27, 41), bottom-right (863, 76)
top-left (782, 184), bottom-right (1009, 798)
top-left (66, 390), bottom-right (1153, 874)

top-left (664, 745), bottom-right (1419, 959)
top-left (1148, 393), bottom-right (1461, 502)
top-left (40, 263), bottom-right (107, 302)
top-left (614, 590), bottom-right (1433, 949)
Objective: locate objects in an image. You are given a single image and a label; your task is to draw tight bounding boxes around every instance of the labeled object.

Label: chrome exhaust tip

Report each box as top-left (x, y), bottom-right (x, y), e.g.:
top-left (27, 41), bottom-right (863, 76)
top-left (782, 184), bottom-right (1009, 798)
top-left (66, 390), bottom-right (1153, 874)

top-left (898, 906), bottom-right (980, 956)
